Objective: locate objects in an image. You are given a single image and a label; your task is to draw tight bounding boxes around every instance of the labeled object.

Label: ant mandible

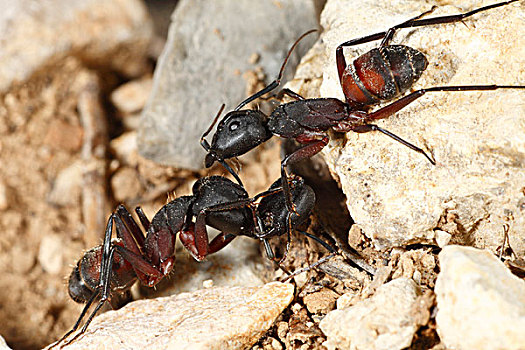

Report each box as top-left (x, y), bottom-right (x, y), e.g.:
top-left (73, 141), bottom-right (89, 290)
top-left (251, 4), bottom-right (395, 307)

top-left (201, 0), bottom-right (524, 210)
top-left (52, 174), bottom-right (331, 347)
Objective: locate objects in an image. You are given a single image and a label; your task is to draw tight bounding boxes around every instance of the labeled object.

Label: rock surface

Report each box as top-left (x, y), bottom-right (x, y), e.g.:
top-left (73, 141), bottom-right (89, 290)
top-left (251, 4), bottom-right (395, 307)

top-left (111, 77), bottom-right (153, 115)
top-left (55, 282), bottom-right (294, 350)
top-left (0, 0), bottom-right (153, 92)
top-left (311, 0), bottom-right (525, 252)
top-left (320, 278), bottom-right (421, 350)
top-left (435, 245), bottom-right (525, 350)
top-left (0, 336), bottom-right (11, 350)
top-left (138, 0), bottom-right (320, 170)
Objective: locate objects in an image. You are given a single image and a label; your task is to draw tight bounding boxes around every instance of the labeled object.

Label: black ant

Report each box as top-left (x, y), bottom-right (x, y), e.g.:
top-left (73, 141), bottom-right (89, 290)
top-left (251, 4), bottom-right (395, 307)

top-left (201, 0), bottom-right (524, 210)
top-left (52, 175), bottom-right (333, 347)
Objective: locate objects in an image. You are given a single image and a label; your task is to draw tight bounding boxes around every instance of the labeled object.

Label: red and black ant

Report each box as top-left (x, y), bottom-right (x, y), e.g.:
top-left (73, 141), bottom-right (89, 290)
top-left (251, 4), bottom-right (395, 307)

top-left (52, 175), bottom-right (333, 347)
top-left (201, 0), bottom-right (524, 210)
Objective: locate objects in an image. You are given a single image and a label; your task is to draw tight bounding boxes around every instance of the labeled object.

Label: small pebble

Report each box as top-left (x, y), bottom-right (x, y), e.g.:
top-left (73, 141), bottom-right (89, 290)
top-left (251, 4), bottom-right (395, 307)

top-left (111, 77), bottom-right (153, 115)
top-left (38, 235), bottom-right (63, 275)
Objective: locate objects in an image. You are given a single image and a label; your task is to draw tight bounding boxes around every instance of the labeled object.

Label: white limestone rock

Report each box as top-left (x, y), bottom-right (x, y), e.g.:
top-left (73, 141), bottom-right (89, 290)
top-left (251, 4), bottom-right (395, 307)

top-left (320, 278), bottom-right (421, 350)
top-left (0, 336), bottom-right (11, 350)
top-left (0, 0), bottom-right (153, 92)
top-left (435, 245), bottom-right (525, 350)
top-left (311, 0), bottom-right (524, 252)
top-left (53, 282), bottom-right (294, 350)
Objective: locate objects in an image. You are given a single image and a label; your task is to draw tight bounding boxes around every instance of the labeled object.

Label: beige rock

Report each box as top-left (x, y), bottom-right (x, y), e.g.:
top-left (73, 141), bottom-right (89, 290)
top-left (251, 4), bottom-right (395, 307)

top-left (294, 0), bottom-right (525, 252)
top-left (0, 0), bottom-right (153, 93)
top-left (435, 245), bottom-right (525, 350)
top-left (110, 131), bottom-right (139, 167)
top-left (303, 288), bottom-right (340, 314)
top-left (320, 278), bottom-right (421, 350)
top-left (111, 77), bottom-right (153, 115)
top-left (110, 166), bottom-right (144, 202)
top-left (38, 234), bottom-right (64, 275)
top-left (0, 180), bottom-right (9, 210)
top-left (54, 282), bottom-right (294, 350)
top-left (48, 161), bottom-right (83, 206)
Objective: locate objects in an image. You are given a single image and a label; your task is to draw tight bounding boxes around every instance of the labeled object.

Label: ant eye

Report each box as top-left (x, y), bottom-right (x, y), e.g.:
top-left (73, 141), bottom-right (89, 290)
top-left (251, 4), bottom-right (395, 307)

top-left (229, 120), bottom-right (240, 131)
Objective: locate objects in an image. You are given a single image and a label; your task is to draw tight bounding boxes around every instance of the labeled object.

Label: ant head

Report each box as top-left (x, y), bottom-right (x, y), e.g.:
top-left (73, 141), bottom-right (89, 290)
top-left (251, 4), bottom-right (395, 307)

top-left (205, 110), bottom-right (272, 168)
top-left (258, 175), bottom-right (315, 235)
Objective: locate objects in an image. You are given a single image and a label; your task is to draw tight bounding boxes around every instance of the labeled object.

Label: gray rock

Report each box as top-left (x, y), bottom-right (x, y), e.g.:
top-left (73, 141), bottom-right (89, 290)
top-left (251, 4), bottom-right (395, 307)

top-left (320, 278), bottom-right (421, 350)
top-left (138, 0), bottom-right (320, 170)
top-left (300, 0), bottom-right (524, 252)
top-left (0, 0), bottom-right (153, 93)
top-left (55, 282), bottom-right (294, 350)
top-left (435, 245), bottom-right (525, 350)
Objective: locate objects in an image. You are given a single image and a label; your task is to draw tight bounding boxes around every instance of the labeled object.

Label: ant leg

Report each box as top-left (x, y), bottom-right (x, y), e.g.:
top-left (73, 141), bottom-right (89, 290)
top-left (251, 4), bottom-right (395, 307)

top-left (112, 214), bottom-right (166, 286)
top-left (353, 124), bottom-right (435, 165)
top-left (280, 231), bottom-right (339, 282)
top-left (51, 286), bottom-right (101, 348)
top-left (336, 0), bottom-right (517, 80)
top-left (234, 29), bottom-right (317, 111)
top-left (281, 136), bottom-right (329, 211)
top-left (114, 208), bottom-right (145, 256)
top-left (134, 206), bottom-right (150, 232)
top-left (367, 85), bottom-right (525, 122)
top-left (355, 84), bottom-right (525, 162)
top-left (53, 215), bottom-right (116, 347)
top-left (379, 6), bottom-right (437, 47)
top-left (208, 233), bottom-right (237, 254)
top-left (278, 219), bottom-right (293, 266)
top-left (299, 231), bottom-right (337, 253)
top-left (280, 231), bottom-right (338, 282)
top-left (274, 88), bottom-right (306, 101)
top-left (190, 198), bottom-right (254, 260)
top-left (262, 238), bottom-right (292, 276)
top-left (282, 253), bottom-right (338, 282)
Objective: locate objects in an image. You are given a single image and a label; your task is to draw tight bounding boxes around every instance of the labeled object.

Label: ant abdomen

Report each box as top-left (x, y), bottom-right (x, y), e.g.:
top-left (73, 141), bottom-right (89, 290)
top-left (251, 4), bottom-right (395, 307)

top-left (68, 242), bottom-right (136, 304)
top-left (341, 45), bottom-right (428, 105)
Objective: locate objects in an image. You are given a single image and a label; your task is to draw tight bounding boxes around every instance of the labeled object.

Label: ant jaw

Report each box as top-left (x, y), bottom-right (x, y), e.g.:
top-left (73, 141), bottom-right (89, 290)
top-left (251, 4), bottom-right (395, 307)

top-left (205, 152), bottom-right (217, 168)
top-left (160, 257), bottom-right (174, 276)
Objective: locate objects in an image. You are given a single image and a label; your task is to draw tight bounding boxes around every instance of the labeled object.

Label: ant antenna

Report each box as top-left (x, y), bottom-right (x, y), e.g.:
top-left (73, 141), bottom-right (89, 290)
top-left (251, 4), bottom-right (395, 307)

top-left (234, 29), bottom-right (318, 111)
top-left (201, 104), bottom-right (226, 142)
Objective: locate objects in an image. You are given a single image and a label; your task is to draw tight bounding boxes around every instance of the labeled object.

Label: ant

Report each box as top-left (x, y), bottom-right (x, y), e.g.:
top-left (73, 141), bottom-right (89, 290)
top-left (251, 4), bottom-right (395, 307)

top-left (201, 0), bottom-right (524, 210)
top-left (52, 174), bottom-right (334, 347)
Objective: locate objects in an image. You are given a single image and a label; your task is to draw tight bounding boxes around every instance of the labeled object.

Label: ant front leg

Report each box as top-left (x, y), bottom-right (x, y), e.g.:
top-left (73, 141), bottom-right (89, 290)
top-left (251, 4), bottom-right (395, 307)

top-left (274, 88), bottom-right (306, 101)
top-left (189, 198), bottom-right (256, 260)
top-left (134, 206), bottom-right (151, 232)
top-left (179, 221), bottom-right (236, 261)
top-left (281, 133), bottom-right (329, 212)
